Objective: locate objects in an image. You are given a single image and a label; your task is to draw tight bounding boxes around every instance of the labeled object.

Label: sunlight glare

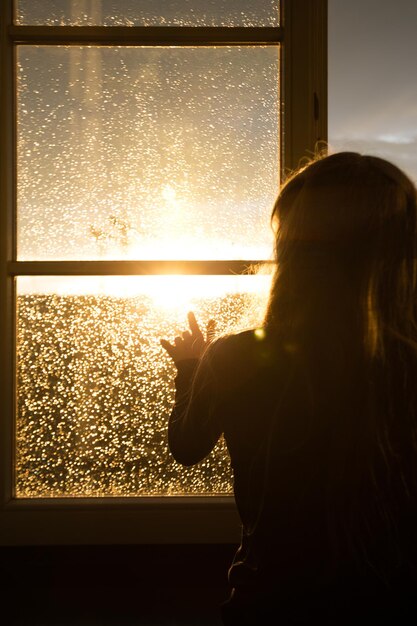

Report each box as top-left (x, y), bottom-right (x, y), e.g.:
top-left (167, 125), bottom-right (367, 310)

top-left (19, 273), bottom-right (272, 313)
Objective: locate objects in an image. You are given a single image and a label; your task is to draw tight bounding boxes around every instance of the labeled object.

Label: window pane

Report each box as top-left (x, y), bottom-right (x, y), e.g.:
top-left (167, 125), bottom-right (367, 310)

top-left (15, 0), bottom-right (280, 27)
top-left (328, 0), bottom-right (417, 184)
top-left (17, 46), bottom-right (279, 261)
top-left (16, 273), bottom-right (271, 497)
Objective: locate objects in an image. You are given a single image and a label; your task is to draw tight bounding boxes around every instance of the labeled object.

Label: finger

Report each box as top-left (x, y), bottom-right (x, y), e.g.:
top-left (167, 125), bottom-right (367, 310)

top-left (174, 336), bottom-right (183, 346)
top-left (206, 319), bottom-right (216, 341)
top-left (160, 339), bottom-right (176, 358)
top-left (187, 311), bottom-right (203, 337)
top-left (182, 330), bottom-right (191, 340)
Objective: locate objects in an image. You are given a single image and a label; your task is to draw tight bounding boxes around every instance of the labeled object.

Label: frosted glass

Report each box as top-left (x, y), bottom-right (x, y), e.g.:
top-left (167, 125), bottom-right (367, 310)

top-left (16, 273), bottom-right (272, 497)
top-left (15, 0), bottom-right (279, 27)
top-left (17, 45), bottom-right (279, 261)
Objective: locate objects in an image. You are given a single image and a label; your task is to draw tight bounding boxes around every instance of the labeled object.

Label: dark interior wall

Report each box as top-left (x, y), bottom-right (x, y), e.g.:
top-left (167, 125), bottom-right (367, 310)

top-left (2, 543), bottom-right (238, 626)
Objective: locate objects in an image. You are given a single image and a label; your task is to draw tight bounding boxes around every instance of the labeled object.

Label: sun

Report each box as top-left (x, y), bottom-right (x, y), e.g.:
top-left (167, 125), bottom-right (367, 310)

top-left (144, 275), bottom-right (201, 311)
top-left (161, 184), bottom-right (178, 203)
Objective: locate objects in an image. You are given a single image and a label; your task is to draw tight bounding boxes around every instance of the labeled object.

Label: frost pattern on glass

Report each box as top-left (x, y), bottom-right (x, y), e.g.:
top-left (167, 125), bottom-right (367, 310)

top-left (17, 46), bottom-right (279, 261)
top-left (16, 274), bottom-right (272, 497)
top-left (15, 0), bottom-right (279, 27)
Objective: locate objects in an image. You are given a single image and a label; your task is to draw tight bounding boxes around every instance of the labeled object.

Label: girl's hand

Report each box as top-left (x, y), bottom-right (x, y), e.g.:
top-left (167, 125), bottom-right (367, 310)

top-left (160, 311), bottom-right (216, 365)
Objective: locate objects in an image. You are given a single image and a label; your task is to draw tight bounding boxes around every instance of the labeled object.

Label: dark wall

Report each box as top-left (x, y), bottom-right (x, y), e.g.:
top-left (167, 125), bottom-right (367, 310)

top-left (2, 543), bottom-right (238, 625)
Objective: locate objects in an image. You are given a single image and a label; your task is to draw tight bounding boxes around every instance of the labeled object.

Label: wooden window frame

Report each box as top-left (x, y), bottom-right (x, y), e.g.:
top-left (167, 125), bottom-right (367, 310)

top-left (0, 0), bottom-right (327, 546)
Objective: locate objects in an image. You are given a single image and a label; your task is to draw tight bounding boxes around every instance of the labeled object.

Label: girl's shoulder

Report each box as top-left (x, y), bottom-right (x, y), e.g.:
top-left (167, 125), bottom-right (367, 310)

top-left (207, 327), bottom-right (287, 376)
top-left (209, 327), bottom-right (267, 356)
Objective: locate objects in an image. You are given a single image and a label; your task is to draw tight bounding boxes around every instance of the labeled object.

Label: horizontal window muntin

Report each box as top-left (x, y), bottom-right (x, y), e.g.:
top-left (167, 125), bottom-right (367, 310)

top-left (9, 26), bottom-right (283, 45)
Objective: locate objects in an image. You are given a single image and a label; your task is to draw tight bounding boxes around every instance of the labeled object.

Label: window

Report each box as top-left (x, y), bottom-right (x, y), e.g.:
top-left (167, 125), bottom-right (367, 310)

top-left (328, 0), bottom-right (417, 184)
top-left (0, 0), bottom-right (327, 544)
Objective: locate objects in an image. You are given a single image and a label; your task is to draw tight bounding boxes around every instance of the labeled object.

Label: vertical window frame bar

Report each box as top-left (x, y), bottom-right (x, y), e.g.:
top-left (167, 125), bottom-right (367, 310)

top-left (280, 0), bottom-right (328, 177)
top-left (0, 0), bottom-right (16, 510)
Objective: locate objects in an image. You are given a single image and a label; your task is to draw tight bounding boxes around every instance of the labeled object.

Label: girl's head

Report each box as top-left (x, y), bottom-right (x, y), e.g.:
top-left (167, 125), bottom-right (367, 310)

top-left (266, 151), bottom-right (417, 354)
top-left (272, 151), bottom-right (417, 262)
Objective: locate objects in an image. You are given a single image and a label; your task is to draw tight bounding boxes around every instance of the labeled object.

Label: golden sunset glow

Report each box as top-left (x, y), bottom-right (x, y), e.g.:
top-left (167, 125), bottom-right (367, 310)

top-left (17, 272), bottom-right (272, 497)
top-left (15, 32), bottom-right (279, 498)
top-left (17, 45), bottom-right (279, 262)
top-left (19, 272), bottom-right (272, 308)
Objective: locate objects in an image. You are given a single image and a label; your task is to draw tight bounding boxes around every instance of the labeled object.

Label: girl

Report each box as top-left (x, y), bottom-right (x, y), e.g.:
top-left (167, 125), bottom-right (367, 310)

top-left (160, 152), bottom-right (417, 624)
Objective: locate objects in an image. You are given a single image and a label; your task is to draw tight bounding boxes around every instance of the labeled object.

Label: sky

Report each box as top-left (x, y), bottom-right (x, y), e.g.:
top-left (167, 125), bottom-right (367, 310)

top-left (328, 0), bottom-right (417, 183)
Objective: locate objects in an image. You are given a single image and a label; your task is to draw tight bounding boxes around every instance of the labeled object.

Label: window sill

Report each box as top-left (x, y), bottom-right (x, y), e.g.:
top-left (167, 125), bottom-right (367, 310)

top-left (0, 495), bottom-right (241, 545)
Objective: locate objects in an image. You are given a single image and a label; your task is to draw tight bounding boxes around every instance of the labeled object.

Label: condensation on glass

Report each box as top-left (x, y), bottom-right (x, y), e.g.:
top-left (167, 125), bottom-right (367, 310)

top-left (16, 274), bottom-right (272, 497)
top-left (17, 45), bottom-right (279, 261)
top-left (14, 0), bottom-right (280, 27)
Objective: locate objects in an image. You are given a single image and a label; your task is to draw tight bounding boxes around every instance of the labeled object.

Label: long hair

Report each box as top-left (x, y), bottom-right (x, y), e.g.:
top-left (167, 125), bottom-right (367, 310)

top-left (264, 151), bottom-right (417, 577)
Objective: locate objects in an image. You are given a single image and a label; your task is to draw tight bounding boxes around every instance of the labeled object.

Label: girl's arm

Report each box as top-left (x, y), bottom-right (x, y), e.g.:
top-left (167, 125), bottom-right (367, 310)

top-left (160, 312), bottom-right (222, 466)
